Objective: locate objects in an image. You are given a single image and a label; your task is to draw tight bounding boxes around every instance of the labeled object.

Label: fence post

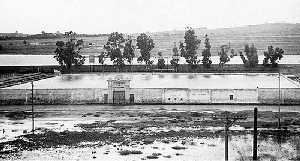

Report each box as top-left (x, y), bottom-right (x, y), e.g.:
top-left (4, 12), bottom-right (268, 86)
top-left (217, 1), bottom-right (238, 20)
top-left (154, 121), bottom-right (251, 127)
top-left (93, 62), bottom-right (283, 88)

top-left (253, 107), bottom-right (258, 160)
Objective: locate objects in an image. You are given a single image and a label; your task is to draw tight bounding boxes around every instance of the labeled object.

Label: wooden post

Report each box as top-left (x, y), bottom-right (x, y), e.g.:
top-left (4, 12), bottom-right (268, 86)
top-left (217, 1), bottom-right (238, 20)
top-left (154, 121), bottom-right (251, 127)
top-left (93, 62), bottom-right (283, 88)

top-left (253, 107), bottom-right (258, 161)
top-left (31, 81), bottom-right (34, 134)
top-left (225, 113), bottom-right (228, 161)
top-left (213, 111), bottom-right (247, 161)
top-left (225, 125), bottom-right (228, 161)
top-left (278, 72), bottom-right (281, 129)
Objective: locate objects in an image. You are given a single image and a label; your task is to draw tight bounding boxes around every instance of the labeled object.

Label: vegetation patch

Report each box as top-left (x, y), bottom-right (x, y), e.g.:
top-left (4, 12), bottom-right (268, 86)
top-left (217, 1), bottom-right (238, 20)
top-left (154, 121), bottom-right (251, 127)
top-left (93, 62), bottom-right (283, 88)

top-left (118, 150), bottom-right (143, 155)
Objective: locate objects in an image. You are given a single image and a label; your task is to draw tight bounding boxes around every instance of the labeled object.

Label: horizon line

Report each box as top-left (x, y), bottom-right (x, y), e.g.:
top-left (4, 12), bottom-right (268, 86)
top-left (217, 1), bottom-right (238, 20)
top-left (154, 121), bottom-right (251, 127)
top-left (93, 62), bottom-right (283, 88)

top-left (1, 22), bottom-right (300, 35)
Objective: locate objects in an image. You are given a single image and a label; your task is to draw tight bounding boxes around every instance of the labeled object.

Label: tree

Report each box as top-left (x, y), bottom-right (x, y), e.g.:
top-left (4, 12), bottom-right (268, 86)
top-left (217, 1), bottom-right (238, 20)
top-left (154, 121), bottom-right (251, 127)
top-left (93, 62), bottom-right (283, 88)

top-left (23, 40), bottom-right (28, 46)
top-left (104, 32), bottom-right (125, 68)
top-left (123, 38), bottom-right (135, 64)
top-left (179, 27), bottom-right (201, 69)
top-left (136, 33), bottom-right (155, 69)
top-left (157, 52), bottom-right (165, 69)
top-left (263, 46), bottom-right (284, 67)
top-left (230, 49), bottom-right (236, 58)
top-left (54, 31), bottom-right (85, 72)
top-left (98, 52), bottom-right (105, 64)
top-left (202, 34), bottom-right (212, 68)
top-left (170, 42), bottom-right (180, 72)
top-left (218, 45), bottom-right (230, 69)
top-left (179, 41), bottom-right (186, 57)
top-left (240, 44), bottom-right (258, 67)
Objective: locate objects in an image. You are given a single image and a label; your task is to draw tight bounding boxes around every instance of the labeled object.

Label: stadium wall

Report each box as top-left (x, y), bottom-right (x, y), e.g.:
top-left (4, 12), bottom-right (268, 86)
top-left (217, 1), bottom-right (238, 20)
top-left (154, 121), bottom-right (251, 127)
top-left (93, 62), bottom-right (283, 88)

top-left (1, 88), bottom-right (300, 105)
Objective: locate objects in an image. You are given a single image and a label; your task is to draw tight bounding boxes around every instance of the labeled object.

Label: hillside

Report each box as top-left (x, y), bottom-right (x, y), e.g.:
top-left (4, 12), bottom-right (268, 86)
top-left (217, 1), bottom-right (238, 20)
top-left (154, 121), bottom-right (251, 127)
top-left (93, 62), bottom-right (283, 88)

top-left (0, 23), bottom-right (299, 56)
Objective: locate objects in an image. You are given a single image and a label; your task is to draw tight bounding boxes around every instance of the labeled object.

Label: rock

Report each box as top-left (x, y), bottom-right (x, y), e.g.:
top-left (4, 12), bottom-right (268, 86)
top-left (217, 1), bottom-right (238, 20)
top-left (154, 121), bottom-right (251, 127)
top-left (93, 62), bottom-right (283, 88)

top-left (118, 150), bottom-right (142, 155)
top-left (143, 138), bottom-right (155, 144)
top-left (152, 153), bottom-right (161, 156)
top-left (207, 144), bottom-right (216, 147)
top-left (171, 146), bottom-right (186, 150)
top-left (146, 155), bottom-right (159, 159)
top-left (190, 112), bottom-right (203, 117)
top-left (181, 140), bottom-right (186, 145)
top-left (163, 155), bottom-right (171, 158)
top-left (146, 153), bottom-right (161, 159)
top-left (161, 140), bottom-right (170, 144)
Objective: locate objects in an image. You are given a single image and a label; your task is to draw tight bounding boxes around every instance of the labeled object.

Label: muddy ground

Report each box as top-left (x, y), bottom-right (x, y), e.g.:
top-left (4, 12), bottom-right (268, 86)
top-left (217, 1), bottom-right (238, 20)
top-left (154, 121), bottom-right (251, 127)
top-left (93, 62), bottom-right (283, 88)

top-left (0, 105), bottom-right (300, 161)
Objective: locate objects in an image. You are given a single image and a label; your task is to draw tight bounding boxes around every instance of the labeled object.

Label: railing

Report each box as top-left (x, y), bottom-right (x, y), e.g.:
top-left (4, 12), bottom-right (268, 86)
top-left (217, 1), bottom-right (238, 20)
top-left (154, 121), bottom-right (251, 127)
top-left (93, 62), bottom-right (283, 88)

top-left (0, 73), bottom-right (18, 79)
top-left (0, 73), bottom-right (54, 88)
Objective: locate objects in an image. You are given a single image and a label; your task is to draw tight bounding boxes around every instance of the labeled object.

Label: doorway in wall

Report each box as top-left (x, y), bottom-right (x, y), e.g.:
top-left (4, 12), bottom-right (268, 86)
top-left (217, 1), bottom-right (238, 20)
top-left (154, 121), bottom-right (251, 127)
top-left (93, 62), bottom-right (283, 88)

top-left (104, 94), bottom-right (108, 104)
top-left (129, 94), bottom-right (134, 104)
top-left (229, 94), bottom-right (234, 100)
top-left (113, 91), bottom-right (125, 104)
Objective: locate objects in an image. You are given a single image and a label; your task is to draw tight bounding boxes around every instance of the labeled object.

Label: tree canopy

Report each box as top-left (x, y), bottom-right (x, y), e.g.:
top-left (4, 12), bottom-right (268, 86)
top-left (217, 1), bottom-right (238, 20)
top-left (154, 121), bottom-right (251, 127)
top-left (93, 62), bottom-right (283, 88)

top-left (240, 44), bottom-right (258, 67)
top-left (263, 46), bottom-right (284, 67)
top-left (123, 39), bottom-right (135, 64)
top-left (218, 45), bottom-right (230, 68)
top-left (136, 33), bottom-right (154, 66)
top-left (104, 32), bottom-right (126, 66)
top-left (98, 52), bottom-right (105, 64)
top-left (157, 52), bottom-right (165, 69)
top-left (202, 34), bottom-right (212, 68)
top-left (170, 42), bottom-right (180, 72)
top-left (179, 27), bottom-right (201, 68)
top-left (54, 31), bottom-right (85, 72)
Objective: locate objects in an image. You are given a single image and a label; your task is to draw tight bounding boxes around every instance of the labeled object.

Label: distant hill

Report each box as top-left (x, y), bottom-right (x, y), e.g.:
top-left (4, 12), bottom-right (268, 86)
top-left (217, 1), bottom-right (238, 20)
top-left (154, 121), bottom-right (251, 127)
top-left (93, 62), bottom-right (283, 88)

top-left (138, 23), bottom-right (300, 56)
top-left (0, 23), bottom-right (300, 56)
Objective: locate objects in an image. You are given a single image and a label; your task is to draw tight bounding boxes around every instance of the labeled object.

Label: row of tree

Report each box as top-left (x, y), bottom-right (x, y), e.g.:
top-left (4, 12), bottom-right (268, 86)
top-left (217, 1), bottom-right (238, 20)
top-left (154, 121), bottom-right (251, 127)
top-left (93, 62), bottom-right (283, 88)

top-left (54, 29), bottom-right (284, 72)
top-left (103, 32), bottom-right (155, 71)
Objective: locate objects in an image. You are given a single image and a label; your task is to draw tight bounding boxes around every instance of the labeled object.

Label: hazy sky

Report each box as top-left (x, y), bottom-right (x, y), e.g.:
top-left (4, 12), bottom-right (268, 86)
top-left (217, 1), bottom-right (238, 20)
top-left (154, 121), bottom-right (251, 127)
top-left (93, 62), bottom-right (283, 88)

top-left (0, 0), bottom-right (300, 34)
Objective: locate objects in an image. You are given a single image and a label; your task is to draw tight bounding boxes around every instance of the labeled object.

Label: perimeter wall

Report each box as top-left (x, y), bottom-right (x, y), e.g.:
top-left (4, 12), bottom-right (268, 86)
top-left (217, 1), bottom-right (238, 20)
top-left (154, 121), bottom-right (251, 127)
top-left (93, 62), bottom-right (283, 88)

top-left (1, 88), bottom-right (300, 105)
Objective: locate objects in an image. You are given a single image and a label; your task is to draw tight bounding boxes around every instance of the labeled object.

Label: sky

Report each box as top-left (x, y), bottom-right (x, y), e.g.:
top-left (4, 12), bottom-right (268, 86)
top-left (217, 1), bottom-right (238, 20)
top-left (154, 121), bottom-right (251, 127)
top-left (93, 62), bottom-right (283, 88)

top-left (0, 0), bottom-right (300, 34)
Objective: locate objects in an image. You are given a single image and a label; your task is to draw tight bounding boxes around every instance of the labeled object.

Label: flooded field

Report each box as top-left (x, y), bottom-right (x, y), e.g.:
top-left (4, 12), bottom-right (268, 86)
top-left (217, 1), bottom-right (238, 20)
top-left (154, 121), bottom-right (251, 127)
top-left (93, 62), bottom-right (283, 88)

top-left (0, 105), bottom-right (300, 161)
top-left (5, 73), bottom-right (300, 89)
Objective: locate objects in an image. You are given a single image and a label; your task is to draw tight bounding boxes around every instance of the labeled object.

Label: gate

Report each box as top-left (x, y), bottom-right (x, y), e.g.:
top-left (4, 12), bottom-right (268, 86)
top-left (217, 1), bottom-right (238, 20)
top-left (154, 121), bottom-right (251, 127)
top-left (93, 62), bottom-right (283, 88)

top-left (103, 94), bottom-right (108, 104)
top-left (113, 91), bottom-right (125, 104)
top-left (130, 94), bottom-right (134, 104)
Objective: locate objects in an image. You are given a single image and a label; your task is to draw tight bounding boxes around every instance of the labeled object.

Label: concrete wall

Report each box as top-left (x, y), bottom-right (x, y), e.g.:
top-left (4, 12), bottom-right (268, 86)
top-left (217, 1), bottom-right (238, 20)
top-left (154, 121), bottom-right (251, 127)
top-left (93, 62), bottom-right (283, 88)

top-left (0, 87), bottom-right (299, 105)
top-left (258, 88), bottom-right (300, 104)
top-left (129, 88), bottom-right (162, 104)
top-left (0, 88), bottom-right (108, 105)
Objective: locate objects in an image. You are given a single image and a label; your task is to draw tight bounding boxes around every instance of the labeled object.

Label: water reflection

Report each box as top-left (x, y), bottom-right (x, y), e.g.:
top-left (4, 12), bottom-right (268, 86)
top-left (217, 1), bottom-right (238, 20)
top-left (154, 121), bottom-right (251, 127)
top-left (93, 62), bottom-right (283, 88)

top-left (203, 74), bottom-right (211, 79)
top-left (158, 74), bottom-right (165, 79)
top-left (187, 74), bottom-right (196, 79)
top-left (61, 74), bottom-right (84, 81)
top-left (172, 74), bottom-right (179, 79)
top-left (144, 74), bottom-right (153, 80)
top-left (6, 73), bottom-right (300, 89)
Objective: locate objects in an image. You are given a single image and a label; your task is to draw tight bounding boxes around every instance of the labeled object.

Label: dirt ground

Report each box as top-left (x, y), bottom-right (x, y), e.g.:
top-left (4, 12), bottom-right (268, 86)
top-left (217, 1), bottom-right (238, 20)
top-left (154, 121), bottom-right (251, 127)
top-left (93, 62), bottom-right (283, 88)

top-left (0, 105), bottom-right (300, 161)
